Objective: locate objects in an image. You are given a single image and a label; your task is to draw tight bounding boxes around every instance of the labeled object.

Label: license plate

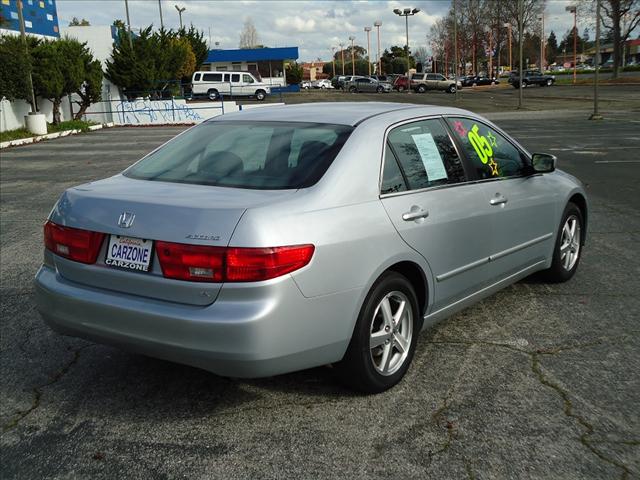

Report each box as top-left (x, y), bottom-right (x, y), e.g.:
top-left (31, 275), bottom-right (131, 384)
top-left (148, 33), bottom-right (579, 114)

top-left (105, 235), bottom-right (153, 272)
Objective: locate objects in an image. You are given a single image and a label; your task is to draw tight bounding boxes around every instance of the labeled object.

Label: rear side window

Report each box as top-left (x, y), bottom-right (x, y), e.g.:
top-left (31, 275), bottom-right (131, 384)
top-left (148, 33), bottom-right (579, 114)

top-left (381, 144), bottom-right (408, 194)
top-left (193, 73), bottom-right (201, 81)
top-left (385, 119), bottom-right (466, 191)
top-left (124, 122), bottom-right (353, 190)
top-left (231, 74), bottom-right (240, 83)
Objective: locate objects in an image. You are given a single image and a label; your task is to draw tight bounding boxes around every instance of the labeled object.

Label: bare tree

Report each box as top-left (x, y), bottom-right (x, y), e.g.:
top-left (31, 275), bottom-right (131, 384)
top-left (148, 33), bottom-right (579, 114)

top-left (239, 17), bottom-right (259, 49)
top-left (600, 0), bottom-right (639, 78)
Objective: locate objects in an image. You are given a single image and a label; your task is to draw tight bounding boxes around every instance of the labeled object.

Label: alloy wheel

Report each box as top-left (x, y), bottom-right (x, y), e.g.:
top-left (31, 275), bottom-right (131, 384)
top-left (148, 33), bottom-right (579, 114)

top-left (560, 215), bottom-right (581, 271)
top-left (369, 291), bottom-right (413, 376)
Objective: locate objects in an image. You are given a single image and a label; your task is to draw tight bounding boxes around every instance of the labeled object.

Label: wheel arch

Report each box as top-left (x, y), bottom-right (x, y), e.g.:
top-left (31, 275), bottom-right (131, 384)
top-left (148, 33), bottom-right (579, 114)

top-left (568, 193), bottom-right (588, 244)
top-left (386, 261), bottom-right (429, 318)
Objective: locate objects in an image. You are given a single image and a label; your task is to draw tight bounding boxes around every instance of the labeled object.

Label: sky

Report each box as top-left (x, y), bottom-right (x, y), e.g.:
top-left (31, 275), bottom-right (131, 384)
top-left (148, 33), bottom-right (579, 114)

top-left (56, 0), bottom-right (588, 62)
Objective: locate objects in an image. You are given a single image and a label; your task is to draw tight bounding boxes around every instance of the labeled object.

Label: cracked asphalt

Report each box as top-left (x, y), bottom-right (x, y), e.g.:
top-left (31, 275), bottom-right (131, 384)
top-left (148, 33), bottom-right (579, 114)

top-left (1, 103), bottom-right (639, 478)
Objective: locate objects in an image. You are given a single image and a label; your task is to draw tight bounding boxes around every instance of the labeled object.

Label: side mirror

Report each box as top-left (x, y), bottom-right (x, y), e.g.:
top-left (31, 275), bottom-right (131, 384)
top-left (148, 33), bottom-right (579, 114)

top-left (531, 153), bottom-right (556, 173)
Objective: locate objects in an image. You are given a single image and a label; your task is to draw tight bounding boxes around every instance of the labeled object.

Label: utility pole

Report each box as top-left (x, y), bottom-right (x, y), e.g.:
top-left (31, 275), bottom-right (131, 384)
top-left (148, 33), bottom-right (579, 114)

top-left (504, 22), bottom-right (512, 72)
top-left (566, 5), bottom-right (577, 83)
top-left (364, 27), bottom-right (372, 76)
top-left (538, 13), bottom-right (545, 72)
top-left (331, 47), bottom-right (336, 77)
top-left (158, 0), bottom-right (164, 29)
top-left (590, 0), bottom-right (602, 120)
top-left (16, 0), bottom-right (37, 113)
top-left (124, 0), bottom-right (133, 49)
top-left (518, 0), bottom-right (524, 109)
top-left (374, 21), bottom-right (382, 74)
top-left (339, 43), bottom-right (345, 75)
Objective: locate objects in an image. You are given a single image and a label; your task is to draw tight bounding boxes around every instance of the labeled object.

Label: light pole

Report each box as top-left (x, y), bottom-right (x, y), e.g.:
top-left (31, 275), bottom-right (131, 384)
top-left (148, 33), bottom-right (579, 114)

top-left (566, 5), bottom-right (577, 84)
top-left (537, 13), bottom-right (545, 72)
top-left (590, 0), bottom-right (602, 120)
top-left (364, 27), bottom-right (372, 76)
top-left (374, 21), bottom-right (382, 74)
top-left (393, 8), bottom-right (421, 76)
top-left (517, 0), bottom-right (524, 109)
top-left (503, 23), bottom-right (512, 72)
top-left (339, 42), bottom-right (345, 75)
top-left (158, 0), bottom-right (164, 29)
top-left (175, 4), bottom-right (186, 29)
top-left (124, 0), bottom-right (133, 49)
top-left (453, 0), bottom-right (458, 100)
top-left (349, 36), bottom-right (355, 76)
top-left (16, 0), bottom-right (37, 114)
top-left (331, 47), bottom-right (336, 77)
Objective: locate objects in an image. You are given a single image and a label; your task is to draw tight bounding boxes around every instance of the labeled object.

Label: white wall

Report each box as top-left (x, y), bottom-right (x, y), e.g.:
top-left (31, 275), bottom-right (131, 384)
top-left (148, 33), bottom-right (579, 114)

top-left (0, 96), bottom-right (74, 132)
top-left (60, 26), bottom-right (115, 68)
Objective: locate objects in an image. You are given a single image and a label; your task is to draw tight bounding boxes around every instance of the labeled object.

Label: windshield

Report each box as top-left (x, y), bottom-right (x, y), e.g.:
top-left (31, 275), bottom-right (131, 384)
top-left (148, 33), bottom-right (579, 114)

top-left (124, 121), bottom-right (353, 189)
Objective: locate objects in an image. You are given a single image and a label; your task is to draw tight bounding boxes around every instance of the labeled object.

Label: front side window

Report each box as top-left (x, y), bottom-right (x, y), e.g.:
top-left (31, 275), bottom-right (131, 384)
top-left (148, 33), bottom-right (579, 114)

top-left (447, 117), bottom-right (527, 179)
top-left (384, 119), bottom-right (466, 191)
top-left (124, 122), bottom-right (353, 190)
top-left (242, 74), bottom-right (254, 83)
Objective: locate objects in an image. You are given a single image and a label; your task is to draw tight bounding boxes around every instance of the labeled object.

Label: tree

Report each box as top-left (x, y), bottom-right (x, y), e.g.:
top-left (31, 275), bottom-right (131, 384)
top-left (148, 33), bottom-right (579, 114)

top-left (599, 0), bottom-right (640, 77)
top-left (31, 40), bottom-right (66, 123)
top-left (69, 17), bottom-right (90, 26)
top-left (0, 34), bottom-right (37, 103)
top-left (179, 25), bottom-right (208, 69)
top-left (239, 17), bottom-right (259, 49)
top-left (546, 30), bottom-right (558, 65)
top-left (285, 62), bottom-right (303, 84)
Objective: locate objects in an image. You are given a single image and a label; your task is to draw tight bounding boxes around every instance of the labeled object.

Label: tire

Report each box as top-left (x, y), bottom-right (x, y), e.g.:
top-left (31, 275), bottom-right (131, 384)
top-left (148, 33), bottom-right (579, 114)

top-left (207, 89), bottom-right (219, 101)
top-left (521, 80), bottom-right (528, 88)
top-left (542, 202), bottom-right (584, 283)
top-left (321, 85), bottom-right (326, 89)
top-left (397, 85), bottom-right (406, 92)
top-left (349, 86), bottom-right (357, 93)
top-left (472, 82), bottom-right (478, 87)
top-left (448, 84), bottom-right (457, 94)
top-left (546, 78), bottom-right (554, 86)
top-left (255, 90), bottom-right (266, 101)
top-left (417, 84), bottom-right (426, 93)
top-left (337, 272), bottom-right (420, 393)
top-left (376, 86), bottom-right (384, 93)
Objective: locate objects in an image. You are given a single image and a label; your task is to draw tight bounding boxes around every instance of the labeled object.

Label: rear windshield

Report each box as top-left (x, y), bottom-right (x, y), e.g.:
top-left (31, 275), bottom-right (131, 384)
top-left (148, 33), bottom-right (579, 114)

top-left (124, 121), bottom-right (353, 189)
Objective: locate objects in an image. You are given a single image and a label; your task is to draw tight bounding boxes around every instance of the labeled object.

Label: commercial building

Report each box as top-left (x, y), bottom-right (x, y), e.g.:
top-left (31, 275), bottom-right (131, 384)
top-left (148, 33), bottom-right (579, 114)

top-left (0, 0), bottom-right (59, 38)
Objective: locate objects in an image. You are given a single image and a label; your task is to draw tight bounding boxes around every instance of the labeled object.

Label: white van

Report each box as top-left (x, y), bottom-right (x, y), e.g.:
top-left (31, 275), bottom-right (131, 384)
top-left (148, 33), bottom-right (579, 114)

top-left (191, 71), bottom-right (271, 101)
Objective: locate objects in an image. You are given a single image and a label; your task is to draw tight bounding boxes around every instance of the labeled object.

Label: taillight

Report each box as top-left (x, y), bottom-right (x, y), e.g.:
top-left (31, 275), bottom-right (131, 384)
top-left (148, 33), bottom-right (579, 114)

top-left (156, 241), bottom-right (314, 283)
top-left (44, 221), bottom-right (105, 264)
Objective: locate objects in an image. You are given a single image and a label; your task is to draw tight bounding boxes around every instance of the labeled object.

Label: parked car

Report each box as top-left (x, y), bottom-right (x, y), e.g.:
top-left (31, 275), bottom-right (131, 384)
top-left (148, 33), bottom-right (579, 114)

top-left (368, 75), bottom-right (391, 83)
top-left (315, 79), bottom-right (334, 89)
top-left (345, 77), bottom-right (392, 93)
top-left (300, 81), bottom-right (312, 89)
top-left (190, 70), bottom-right (270, 101)
top-left (508, 70), bottom-right (555, 88)
top-left (393, 75), bottom-right (410, 91)
top-left (411, 73), bottom-right (460, 93)
top-left (36, 103), bottom-right (588, 393)
top-left (330, 76), bottom-right (344, 89)
top-left (460, 75), bottom-right (499, 87)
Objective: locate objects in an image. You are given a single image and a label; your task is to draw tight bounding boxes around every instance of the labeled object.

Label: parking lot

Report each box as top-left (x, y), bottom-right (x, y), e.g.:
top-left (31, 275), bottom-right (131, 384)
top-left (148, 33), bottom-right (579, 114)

top-left (1, 103), bottom-right (639, 478)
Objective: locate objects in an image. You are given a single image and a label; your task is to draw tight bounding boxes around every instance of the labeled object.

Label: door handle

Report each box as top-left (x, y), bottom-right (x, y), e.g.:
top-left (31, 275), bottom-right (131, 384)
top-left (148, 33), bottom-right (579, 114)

top-left (490, 194), bottom-right (508, 206)
top-left (402, 206), bottom-right (429, 221)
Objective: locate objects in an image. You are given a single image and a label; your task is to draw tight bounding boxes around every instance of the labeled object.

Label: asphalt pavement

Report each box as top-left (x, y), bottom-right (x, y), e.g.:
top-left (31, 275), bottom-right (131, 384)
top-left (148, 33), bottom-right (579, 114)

top-left (1, 98), bottom-right (639, 479)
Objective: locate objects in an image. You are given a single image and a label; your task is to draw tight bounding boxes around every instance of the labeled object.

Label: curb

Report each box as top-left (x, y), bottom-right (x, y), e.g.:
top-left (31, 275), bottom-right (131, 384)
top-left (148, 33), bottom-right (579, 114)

top-left (0, 122), bottom-right (115, 149)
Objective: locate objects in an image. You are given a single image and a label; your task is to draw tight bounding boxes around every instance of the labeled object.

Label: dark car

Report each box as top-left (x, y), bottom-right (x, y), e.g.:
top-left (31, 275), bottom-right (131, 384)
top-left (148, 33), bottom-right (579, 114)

top-left (508, 70), bottom-right (555, 88)
top-left (461, 75), bottom-right (499, 87)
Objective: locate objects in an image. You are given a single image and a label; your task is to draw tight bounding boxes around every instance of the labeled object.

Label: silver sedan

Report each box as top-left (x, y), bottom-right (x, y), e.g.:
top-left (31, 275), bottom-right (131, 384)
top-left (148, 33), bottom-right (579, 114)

top-left (35, 103), bottom-right (588, 393)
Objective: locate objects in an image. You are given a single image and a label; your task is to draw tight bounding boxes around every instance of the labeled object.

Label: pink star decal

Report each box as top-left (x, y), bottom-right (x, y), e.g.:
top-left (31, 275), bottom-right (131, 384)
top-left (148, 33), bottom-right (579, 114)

top-left (453, 120), bottom-right (467, 137)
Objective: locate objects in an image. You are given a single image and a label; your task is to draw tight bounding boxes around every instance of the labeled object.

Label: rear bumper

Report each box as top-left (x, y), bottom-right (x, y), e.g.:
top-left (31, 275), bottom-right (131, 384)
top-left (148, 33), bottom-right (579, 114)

top-left (35, 265), bottom-right (359, 378)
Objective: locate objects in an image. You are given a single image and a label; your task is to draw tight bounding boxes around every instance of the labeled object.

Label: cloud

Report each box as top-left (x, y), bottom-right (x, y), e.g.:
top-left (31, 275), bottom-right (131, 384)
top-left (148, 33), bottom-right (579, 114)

top-left (274, 16), bottom-right (316, 33)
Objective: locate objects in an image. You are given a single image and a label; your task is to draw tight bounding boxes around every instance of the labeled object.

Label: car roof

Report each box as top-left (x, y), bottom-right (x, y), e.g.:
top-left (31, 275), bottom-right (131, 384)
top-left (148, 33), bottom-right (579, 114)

top-left (208, 102), bottom-right (477, 127)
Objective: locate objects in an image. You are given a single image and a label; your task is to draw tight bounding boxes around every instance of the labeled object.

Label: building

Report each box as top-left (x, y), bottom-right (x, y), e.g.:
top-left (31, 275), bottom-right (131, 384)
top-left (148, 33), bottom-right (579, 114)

top-left (0, 0), bottom-right (59, 38)
top-left (302, 61), bottom-right (328, 81)
top-left (584, 39), bottom-right (640, 66)
top-left (201, 46), bottom-right (298, 87)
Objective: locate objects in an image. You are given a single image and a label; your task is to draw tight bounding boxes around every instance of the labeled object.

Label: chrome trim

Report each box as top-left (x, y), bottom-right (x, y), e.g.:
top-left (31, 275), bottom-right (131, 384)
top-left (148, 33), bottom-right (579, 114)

top-left (436, 257), bottom-right (490, 282)
top-left (489, 233), bottom-right (553, 261)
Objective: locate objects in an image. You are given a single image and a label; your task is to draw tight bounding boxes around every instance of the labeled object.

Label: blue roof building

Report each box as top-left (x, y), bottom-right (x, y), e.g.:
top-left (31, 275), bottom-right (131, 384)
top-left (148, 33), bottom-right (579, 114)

top-left (202, 46), bottom-right (299, 88)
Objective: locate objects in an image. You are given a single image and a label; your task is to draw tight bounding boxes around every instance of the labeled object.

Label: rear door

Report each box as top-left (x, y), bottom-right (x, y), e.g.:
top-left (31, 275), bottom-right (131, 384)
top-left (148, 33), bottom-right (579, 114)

top-left (379, 117), bottom-right (495, 313)
top-left (445, 116), bottom-right (558, 282)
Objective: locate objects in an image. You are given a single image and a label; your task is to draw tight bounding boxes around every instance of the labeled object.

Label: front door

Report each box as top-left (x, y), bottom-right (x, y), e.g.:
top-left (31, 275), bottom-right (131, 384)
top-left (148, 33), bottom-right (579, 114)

top-left (379, 117), bottom-right (495, 313)
top-left (445, 117), bottom-right (558, 282)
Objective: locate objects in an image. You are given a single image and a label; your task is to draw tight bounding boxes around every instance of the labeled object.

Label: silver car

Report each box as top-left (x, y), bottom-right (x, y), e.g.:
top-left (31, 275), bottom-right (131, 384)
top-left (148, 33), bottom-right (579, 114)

top-left (35, 103), bottom-right (587, 393)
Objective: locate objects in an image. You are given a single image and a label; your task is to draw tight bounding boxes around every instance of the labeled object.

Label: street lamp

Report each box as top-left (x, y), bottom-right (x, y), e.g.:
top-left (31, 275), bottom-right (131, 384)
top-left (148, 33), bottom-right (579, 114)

top-left (566, 5), bottom-right (577, 84)
top-left (374, 21), bottom-right (382, 74)
top-left (504, 22), bottom-right (512, 72)
top-left (124, 0), bottom-right (133, 49)
top-left (349, 36), bottom-right (355, 76)
top-left (339, 42), bottom-right (345, 75)
top-left (590, 0), bottom-right (602, 120)
top-left (175, 4), bottom-right (186, 29)
top-left (331, 46), bottom-right (336, 77)
top-left (364, 26), bottom-right (372, 76)
top-left (158, 0), bottom-right (164, 29)
top-left (393, 7), bottom-right (421, 76)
